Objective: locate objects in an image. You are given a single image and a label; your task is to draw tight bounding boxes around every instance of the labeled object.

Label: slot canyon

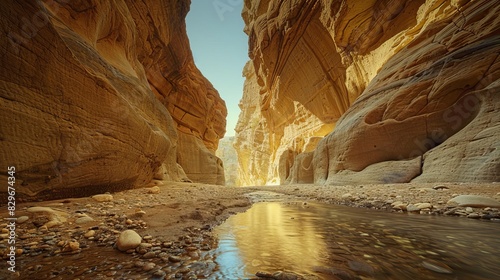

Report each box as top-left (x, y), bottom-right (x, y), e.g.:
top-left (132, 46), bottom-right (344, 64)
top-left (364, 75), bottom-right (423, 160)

top-left (0, 0), bottom-right (499, 279)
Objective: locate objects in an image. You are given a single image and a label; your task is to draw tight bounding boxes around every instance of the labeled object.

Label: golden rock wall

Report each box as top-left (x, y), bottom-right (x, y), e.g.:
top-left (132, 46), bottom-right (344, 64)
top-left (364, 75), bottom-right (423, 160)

top-left (236, 0), bottom-right (499, 185)
top-left (0, 0), bottom-right (226, 200)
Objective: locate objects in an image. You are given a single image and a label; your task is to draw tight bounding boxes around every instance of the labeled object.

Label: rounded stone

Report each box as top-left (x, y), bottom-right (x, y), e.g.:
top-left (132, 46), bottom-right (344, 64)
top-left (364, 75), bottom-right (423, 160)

top-left (146, 186), bottom-right (161, 194)
top-left (91, 194), bottom-right (114, 202)
top-left (17, 216), bottom-right (29, 224)
top-left (116, 230), bottom-right (142, 251)
top-left (142, 262), bottom-right (156, 271)
top-left (447, 195), bottom-right (500, 208)
top-left (75, 216), bottom-right (94, 224)
top-left (84, 230), bottom-right (96, 238)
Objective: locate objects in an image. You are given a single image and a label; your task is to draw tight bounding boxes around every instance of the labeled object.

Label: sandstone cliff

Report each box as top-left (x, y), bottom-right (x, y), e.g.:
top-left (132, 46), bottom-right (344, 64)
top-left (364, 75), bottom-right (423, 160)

top-left (216, 136), bottom-right (239, 186)
top-left (0, 0), bottom-right (226, 200)
top-left (235, 0), bottom-right (499, 185)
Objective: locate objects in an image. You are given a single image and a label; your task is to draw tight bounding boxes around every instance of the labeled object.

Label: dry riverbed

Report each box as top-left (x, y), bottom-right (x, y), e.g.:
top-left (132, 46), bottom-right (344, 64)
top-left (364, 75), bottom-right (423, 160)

top-left (1, 182), bottom-right (499, 279)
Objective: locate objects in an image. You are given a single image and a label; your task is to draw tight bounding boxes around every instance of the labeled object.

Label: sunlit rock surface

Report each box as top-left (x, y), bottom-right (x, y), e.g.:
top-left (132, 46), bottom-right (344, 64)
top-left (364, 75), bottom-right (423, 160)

top-left (235, 0), bottom-right (499, 185)
top-left (0, 0), bottom-right (226, 200)
top-left (216, 137), bottom-right (239, 186)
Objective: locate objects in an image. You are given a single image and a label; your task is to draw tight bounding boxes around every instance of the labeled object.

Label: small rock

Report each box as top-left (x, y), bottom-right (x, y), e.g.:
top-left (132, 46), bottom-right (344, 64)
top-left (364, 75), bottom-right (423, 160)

top-left (433, 185), bottom-right (449, 190)
top-left (152, 270), bottom-right (167, 279)
top-left (142, 251), bottom-right (156, 259)
top-left (116, 230), bottom-right (142, 251)
top-left (407, 204), bottom-right (420, 212)
top-left (135, 209), bottom-right (146, 217)
top-left (422, 260), bottom-right (453, 274)
top-left (392, 202), bottom-right (407, 211)
top-left (134, 261), bottom-right (145, 267)
top-left (467, 213), bottom-right (480, 219)
top-left (146, 186), bottom-right (161, 194)
top-left (17, 216), bottom-right (29, 224)
top-left (75, 216), bottom-right (94, 224)
top-left (169, 255), bottom-right (182, 262)
top-left (142, 262), bottom-right (156, 271)
top-left (255, 271), bottom-right (274, 278)
top-left (341, 193), bottom-right (353, 199)
top-left (84, 230), bottom-right (96, 238)
top-left (415, 203), bottom-right (432, 210)
top-left (447, 195), bottom-right (500, 208)
top-left (45, 220), bottom-right (62, 228)
top-left (62, 241), bottom-right (80, 252)
top-left (91, 194), bottom-right (113, 202)
top-left (138, 243), bottom-right (153, 249)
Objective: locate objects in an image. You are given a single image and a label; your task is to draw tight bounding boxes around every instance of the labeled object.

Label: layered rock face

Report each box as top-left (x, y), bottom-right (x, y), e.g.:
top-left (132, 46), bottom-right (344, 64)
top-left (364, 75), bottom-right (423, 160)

top-left (236, 0), bottom-right (499, 185)
top-left (0, 0), bottom-right (226, 200)
top-left (216, 137), bottom-right (239, 186)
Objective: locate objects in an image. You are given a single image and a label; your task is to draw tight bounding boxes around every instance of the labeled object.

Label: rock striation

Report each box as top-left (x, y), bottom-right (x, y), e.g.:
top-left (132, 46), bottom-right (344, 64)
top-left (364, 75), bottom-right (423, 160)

top-left (235, 0), bottom-right (499, 185)
top-left (0, 0), bottom-right (226, 200)
top-left (216, 136), bottom-right (239, 186)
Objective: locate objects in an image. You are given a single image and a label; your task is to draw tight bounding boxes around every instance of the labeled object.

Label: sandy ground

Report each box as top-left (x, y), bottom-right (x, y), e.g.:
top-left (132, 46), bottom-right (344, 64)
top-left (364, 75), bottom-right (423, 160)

top-left (1, 181), bottom-right (499, 279)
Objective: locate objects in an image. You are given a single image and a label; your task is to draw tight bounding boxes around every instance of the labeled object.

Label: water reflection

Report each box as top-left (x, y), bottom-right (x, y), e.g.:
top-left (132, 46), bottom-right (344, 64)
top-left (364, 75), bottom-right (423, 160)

top-left (213, 202), bottom-right (500, 279)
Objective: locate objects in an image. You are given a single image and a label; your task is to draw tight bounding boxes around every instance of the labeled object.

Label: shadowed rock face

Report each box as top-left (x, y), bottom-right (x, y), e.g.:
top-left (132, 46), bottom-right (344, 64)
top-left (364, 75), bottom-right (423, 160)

top-left (0, 0), bottom-right (226, 200)
top-left (236, 0), bottom-right (499, 185)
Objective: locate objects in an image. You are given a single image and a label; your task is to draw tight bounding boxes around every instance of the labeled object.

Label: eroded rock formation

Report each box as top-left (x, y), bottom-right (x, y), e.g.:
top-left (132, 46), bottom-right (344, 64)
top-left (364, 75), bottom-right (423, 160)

top-left (0, 0), bottom-right (226, 200)
top-left (236, 0), bottom-right (499, 185)
top-left (216, 136), bottom-right (239, 186)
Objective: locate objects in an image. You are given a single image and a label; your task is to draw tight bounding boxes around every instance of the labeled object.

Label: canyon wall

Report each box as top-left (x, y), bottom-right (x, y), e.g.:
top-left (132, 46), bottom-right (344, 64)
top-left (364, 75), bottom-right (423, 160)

top-left (216, 136), bottom-right (239, 186)
top-left (0, 0), bottom-right (226, 200)
top-left (235, 0), bottom-right (499, 185)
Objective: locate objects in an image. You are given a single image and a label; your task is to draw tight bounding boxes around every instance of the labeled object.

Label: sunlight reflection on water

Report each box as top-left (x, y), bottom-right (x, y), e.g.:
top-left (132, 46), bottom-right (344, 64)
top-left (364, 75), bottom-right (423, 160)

top-left (212, 202), bottom-right (500, 279)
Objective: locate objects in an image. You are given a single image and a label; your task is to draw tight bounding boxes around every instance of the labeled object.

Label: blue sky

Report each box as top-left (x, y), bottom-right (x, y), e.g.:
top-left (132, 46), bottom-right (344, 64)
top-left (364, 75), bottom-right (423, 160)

top-left (186, 0), bottom-right (249, 137)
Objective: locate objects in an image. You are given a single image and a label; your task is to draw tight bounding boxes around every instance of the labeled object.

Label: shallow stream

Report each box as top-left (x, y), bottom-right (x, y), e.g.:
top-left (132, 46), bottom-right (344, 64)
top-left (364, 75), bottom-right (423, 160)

top-left (212, 201), bottom-right (500, 279)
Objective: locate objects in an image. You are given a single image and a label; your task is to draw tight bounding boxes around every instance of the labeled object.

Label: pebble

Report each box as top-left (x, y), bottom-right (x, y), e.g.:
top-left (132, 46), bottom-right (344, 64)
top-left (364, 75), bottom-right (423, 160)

top-left (146, 186), bottom-right (161, 194)
top-left (45, 220), bottom-right (62, 228)
top-left (84, 230), bottom-right (96, 238)
top-left (406, 204), bottom-right (420, 212)
top-left (433, 185), bottom-right (449, 190)
top-left (75, 216), bottom-right (94, 224)
top-left (91, 194), bottom-right (114, 202)
top-left (116, 230), bottom-right (142, 251)
top-left (169, 255), bottom-right (182, 262)
top-left (421, 260), bottom-right (453, 274)
top-left (415, 203), bottom-right (432, 210)
top-left (467, 213), bottom-right (480, 219)
top-left (142, 251), bottom-right (156, 259)
top-left (135, 209), bottom-right (146, 217)
top-left (152, 270), bottom-right (167, 278)
top-left (62, 241), bottom-right (80, 252)
top-left (142, 262), bottom-right (156, 271)
top-left (341, 193), bottom-right (353, 199)
top-left (17, 216), bottom-right (29, 224)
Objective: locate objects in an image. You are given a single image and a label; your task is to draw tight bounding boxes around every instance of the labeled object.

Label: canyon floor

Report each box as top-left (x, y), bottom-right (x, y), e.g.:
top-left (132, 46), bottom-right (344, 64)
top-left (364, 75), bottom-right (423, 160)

top-left (2, 182), bottom-right (500, 279)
